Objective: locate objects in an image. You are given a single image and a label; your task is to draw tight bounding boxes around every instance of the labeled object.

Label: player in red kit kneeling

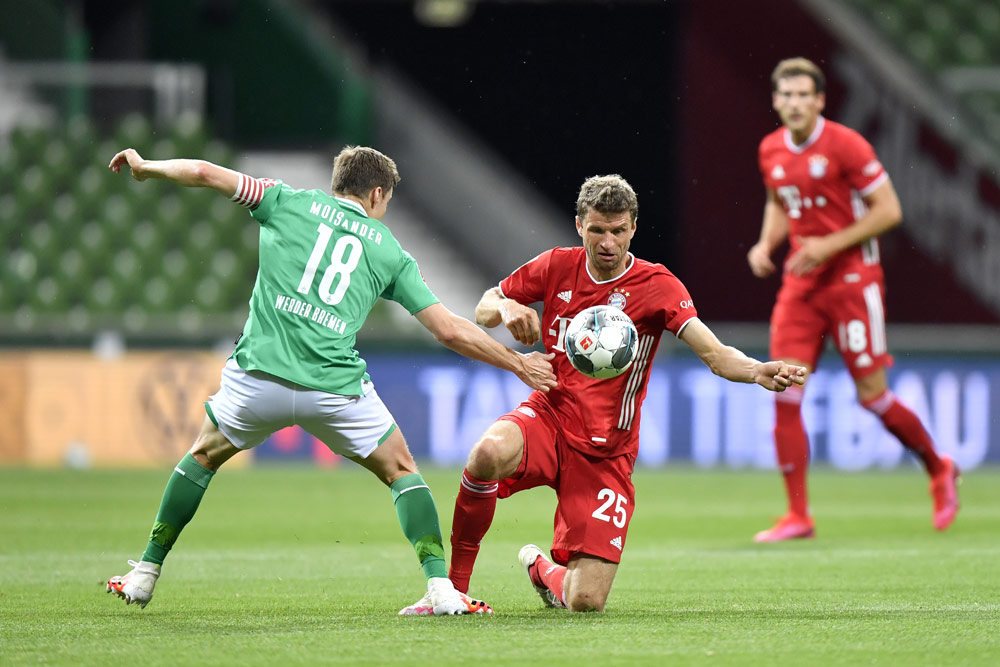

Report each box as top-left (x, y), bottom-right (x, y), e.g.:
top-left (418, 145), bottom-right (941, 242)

top-left (397, 174), bottom-right (805, 614)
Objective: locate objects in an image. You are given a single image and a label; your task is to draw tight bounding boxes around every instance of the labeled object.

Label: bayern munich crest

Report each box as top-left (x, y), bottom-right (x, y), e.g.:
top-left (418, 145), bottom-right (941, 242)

top-left (808, 154), bottom-right (828, 179)
top-left (607, 287), bottom-right (629, 309)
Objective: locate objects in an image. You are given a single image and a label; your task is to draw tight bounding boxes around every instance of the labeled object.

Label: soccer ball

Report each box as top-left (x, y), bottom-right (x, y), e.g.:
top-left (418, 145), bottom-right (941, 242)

top-left (564, 305), bottom-right (639, 379)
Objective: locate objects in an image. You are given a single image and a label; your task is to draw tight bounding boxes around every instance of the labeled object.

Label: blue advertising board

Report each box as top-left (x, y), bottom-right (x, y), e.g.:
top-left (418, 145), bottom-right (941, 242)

top-left (255, 352), bottom-right (999, 471)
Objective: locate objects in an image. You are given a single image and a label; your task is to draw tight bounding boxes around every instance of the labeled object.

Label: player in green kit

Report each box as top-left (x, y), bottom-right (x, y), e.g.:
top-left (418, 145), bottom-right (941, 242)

top-left (105, 145), bottom-right (557, 615)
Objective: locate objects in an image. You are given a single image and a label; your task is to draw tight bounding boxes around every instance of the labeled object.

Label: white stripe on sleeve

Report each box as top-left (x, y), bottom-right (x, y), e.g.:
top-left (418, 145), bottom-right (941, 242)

top-left (231, 173), bottom-right (268, 209)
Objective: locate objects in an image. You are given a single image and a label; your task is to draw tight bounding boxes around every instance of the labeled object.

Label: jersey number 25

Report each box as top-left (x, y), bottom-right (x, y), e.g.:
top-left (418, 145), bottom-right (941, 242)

top-left (592, 488), bottom-right (628, 528)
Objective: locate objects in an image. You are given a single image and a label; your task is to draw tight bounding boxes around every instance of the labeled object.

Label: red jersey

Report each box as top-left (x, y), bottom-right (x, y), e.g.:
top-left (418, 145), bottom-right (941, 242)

top-left (499, 246), bottom-right (697, 459)
top-left (758, 116), bottom-right (888, 289)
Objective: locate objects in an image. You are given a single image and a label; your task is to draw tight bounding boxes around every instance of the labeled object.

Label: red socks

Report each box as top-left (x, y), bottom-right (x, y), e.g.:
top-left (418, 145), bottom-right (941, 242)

top-left (774, 387), bottom-right (810, 517)
top-left (773, 385), bottom-right (944, 518)
top-left (448, 469), bottom-right (499, 594)
top-left (862, 389), bottom-right (944, 476)
top-left (530, 554), bottom-right (566, 606)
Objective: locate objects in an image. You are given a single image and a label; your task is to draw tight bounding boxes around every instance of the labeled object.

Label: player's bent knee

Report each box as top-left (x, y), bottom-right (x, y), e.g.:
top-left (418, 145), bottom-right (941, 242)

top-left (466, 436), bottom-right (504, 480)
top-left (189, 420), bottom-right (240, 471)
top-left (566, 589), bottom-right (606, 613)
top-left (467, 434), bottom-right (512, 479)
top-left (466, 420), bottom-right (523, 480)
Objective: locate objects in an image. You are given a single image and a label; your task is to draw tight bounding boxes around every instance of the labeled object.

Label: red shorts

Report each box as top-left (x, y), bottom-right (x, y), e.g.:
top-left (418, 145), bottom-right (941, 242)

top-left (770, 277), bottom-right (893, 379)
top-left (497, 402), bottom-right (636, 566)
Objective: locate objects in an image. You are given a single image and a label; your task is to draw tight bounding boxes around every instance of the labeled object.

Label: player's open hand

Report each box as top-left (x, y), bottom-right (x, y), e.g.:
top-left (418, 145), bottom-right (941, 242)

top-left (747, 242), bottom-right (776, 278)
top-left (516, 351), bottom-right (558, 393)
top-left (500, 299), bottom-right (542, 346)
top-left (754, 360), bottom-right (807, 392)
top-left (787, 235), bottom-right (836, 275)
top-left (108, 148), bottom-right (150, 181)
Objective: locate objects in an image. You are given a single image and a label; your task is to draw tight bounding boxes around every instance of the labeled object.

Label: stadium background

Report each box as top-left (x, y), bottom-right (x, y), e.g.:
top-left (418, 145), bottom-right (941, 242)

top-left (1, 0), bottom-right (998, 471)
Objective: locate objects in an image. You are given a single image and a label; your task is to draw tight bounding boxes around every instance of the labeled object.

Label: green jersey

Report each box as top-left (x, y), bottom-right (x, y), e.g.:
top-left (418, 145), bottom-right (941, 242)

top-left (231, 179), bottom-right (438, 395)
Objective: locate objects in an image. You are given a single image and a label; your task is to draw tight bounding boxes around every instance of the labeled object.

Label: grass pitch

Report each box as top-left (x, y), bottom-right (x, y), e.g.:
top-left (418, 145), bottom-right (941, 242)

top-left (1, 465), bottom-right (997, 666)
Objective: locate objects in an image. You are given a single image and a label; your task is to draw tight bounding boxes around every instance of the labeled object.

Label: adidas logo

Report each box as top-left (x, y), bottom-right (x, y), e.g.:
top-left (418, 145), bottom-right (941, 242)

top-left (557, 290), bottom-right (572, 303)
top-left (609, 536), bottom-right (623, 551)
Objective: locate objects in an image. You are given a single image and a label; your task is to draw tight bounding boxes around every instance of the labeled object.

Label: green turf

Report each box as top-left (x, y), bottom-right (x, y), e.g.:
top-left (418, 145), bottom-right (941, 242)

top-left (1, 465), bottom-right (997, 666)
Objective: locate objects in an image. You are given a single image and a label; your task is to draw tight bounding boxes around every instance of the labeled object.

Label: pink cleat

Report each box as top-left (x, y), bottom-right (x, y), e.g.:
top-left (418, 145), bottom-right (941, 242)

top-left (930, 455), bottom-right (961, 531)
top-left (754, 512), bottom-right (815, 543)
top-left (397, 592), bottom-right (435, 616)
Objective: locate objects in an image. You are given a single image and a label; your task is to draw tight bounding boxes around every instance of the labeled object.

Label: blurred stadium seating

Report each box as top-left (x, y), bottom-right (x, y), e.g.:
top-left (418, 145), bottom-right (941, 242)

top-left (0, 113), bottom-right (268, 343)
top-left (851, 0), bottom-right (1000, 145)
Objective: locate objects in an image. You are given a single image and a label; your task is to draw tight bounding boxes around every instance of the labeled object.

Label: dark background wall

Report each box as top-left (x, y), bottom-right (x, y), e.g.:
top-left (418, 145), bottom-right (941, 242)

top-left (325, 0), bottom-right (684, 272)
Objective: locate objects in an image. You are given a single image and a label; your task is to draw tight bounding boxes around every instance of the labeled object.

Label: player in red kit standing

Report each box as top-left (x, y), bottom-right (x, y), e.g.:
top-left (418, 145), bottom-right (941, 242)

top-left (747, 57), bottom-right (961, 542)
top-left (399, 174), bottom-right (806, 614)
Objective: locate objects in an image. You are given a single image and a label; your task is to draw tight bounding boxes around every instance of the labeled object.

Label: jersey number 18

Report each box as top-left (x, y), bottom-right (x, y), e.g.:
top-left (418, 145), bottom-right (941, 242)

top-left (297, 223), bottom-right (363, 305)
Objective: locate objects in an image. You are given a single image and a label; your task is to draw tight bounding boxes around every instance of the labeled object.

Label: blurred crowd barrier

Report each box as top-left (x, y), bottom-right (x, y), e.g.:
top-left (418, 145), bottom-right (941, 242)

top-left (1, 350), bottom-right (996, 470)
top-left (0, 350), bottom-right (241, 468)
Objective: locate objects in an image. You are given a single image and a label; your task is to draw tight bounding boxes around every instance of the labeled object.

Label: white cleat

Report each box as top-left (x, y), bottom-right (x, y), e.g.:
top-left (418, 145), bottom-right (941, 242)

top-left (398, 592), bottom-right (434, 616)
top-left (398, 577), bottom-right (493, 616)
top-left (106, 560), bottom-right (160, 609)
top-left (518, 544), bottom-right (564, 609)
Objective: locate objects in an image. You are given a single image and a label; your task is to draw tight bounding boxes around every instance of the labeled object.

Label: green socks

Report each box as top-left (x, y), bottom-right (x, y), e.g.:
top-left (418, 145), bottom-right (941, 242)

top-left (138, 460), bottom-right (442, 581)
top-left (140, 453), bottom-right (215, 565)
top-left (390, 473), bottom-right (447, 580)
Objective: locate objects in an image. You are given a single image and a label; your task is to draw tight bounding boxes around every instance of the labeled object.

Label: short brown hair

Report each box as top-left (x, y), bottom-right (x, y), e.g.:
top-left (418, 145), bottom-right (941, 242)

top-left (331, 146), bottom-right (401, 197)
top-left (576, 174), bottom-right (638, 224)
top-left (771, 57), bottom-right (825, 94)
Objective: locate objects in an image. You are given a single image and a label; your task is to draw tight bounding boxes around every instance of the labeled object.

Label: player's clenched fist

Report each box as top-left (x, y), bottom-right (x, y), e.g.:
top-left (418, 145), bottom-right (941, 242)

top-left (500, 299), bottom-right (541, 346)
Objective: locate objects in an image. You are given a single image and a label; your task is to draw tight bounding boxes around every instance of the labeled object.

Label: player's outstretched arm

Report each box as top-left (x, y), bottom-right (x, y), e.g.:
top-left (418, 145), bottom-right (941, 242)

top-left (474, 287), bottom-right (541, 346)
top-left (679, 318), bottom-right (806, 391)
top-left (415, 303), bottom-right (557, 392)
top-left (109, 148), bottom-right (240, 198)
